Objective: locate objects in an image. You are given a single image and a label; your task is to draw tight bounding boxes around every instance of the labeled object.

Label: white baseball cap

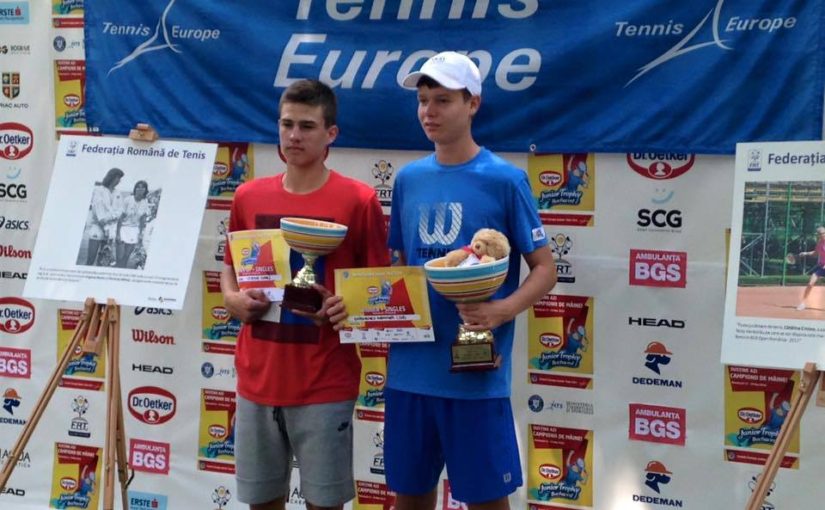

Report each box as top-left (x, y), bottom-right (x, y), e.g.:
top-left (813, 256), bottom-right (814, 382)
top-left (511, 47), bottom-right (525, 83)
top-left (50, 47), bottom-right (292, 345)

top-left (402, 51), bottom-right (482, 96)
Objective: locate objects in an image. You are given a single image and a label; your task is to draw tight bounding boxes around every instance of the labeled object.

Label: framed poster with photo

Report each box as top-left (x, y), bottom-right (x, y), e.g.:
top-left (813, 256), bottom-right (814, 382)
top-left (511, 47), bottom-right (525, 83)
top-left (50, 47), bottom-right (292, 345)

top-left (24, 135), bottom-right (216, 309)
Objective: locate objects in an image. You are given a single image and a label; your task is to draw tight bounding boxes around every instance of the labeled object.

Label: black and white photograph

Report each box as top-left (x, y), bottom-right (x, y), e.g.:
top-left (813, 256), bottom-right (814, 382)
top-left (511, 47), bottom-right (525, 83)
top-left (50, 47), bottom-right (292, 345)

top-left (76, 167), bottom-right (163, 270)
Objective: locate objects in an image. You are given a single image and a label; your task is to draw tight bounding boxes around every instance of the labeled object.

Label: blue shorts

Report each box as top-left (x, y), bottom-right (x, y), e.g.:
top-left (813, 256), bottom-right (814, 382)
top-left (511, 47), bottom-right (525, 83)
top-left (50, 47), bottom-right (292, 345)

top-left (384, 388), bottom-right (522, 504)
top-left (814, 265), bottom-right (825, 277)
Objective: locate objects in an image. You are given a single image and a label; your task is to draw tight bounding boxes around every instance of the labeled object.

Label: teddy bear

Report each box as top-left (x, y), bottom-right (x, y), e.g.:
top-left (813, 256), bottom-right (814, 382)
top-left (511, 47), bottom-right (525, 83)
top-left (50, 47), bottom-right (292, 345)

top-left (442, 228), bottom-right (511, 267)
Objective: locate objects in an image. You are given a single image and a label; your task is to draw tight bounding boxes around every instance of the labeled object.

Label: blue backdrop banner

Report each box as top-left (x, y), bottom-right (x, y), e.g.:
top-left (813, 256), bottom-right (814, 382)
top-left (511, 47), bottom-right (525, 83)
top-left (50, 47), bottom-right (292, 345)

top-left (85, 0), bottom-right (825, 154)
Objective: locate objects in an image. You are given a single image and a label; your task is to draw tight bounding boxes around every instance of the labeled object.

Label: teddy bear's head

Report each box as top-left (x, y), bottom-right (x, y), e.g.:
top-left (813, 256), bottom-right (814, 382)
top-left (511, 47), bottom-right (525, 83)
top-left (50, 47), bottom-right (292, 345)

top-left (471, 228), bottom-right (511, 260)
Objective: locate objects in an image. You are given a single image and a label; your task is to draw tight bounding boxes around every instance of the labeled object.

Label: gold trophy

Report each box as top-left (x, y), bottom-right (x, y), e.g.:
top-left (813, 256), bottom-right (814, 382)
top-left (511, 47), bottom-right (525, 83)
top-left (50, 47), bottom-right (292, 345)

top-left (279, 217), bottom-right (348, 313)
top-left (424, 256), bottom-right (509, 371)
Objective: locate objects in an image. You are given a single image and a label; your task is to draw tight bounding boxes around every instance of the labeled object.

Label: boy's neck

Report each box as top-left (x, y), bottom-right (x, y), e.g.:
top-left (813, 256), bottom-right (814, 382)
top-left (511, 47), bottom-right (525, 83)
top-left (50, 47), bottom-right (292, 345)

top-left (434, 135), bottom-right (481, 166)
top-left (283, 164), bottom-right (330, 194)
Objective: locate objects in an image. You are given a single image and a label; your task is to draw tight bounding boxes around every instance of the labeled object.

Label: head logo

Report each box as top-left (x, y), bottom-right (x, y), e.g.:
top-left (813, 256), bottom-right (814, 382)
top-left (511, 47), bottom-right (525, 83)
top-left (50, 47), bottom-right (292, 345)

top-left (644, 342), bottom-right (673, 375)
top-left (738, 407), bottom-right (764, 424)
top-left (365, 372), bottom-right (385, 386)
top-left (644, 460), bottom-right (672, 493)
top-left (539, 463), bottom-right (561, 480)
top-left (1, 72), bottom-right (19, 100)
top-left (0, 297), bottom-right (35, 334)
top-left (0, 122), bottom-right (33, 160)
top-left (627, 153), bottom-right (694, 180)
top-left (128, 386), bottom-right (176, 425)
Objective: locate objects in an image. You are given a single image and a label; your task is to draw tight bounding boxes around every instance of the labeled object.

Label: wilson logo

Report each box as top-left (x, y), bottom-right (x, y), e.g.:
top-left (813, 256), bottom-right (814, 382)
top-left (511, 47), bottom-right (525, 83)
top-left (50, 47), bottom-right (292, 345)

top-left (738, 407), bottom-right (763, 424)
top-left (539, 171), bottom-right (562, 186)
top-left (539, 464), bottom-right (561, 479)
top-left (131, 329), bottom-right (175, 345)
top-left (539, 333), bottom-right (561, 348)
top-left (365, 372), bottom-right (385, 386)
top-left (0, 297), bottom-right (35, 334)
top-left (627, 153), bottom-right (694, 180)
top-left (128, 386), bottom-right (176, 425)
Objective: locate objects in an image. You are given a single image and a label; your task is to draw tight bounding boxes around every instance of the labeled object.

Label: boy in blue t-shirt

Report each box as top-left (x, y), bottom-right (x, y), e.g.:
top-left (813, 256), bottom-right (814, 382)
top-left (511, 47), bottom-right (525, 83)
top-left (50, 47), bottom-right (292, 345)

top-left (385, 51), bottom-right (557, 510)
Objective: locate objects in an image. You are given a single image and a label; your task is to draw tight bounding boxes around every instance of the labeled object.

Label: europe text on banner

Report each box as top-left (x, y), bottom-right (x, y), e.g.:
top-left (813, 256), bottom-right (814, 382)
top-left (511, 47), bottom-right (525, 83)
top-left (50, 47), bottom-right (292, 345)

top-left (197, 388), bottom-right (236, 474)
top-left (529, 154), bottom-right (595, 227)
top-left (528, 424), bottom-right (594, 509)
top-left (724, 365), bottom-right (800, 468)
top-left (58, 308), bottom-right (105, 391)
top-left (335, 266), bottom-right (433, 343)
top-left (84, 1), bottom-right (825, 153)
top-left (227, 229), bottom-right (291, 302)
top-left (722, 140), bottom-right (825, 368)
top-left (528, 294), bottom-right (594, 389)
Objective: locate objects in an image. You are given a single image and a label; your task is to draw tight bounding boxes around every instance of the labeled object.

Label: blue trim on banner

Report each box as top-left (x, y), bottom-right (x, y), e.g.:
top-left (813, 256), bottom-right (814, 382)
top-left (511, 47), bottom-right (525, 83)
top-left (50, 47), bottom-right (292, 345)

top-left (85, 0), bottom-right (825, 154)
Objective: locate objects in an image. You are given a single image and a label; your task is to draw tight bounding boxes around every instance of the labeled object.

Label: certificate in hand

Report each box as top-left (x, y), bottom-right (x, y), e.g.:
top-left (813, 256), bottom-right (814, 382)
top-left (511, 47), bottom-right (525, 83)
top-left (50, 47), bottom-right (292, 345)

top-left (335, 266), bottom-right (434, 344)
top-left (227, 229), bottom-right (291, 302)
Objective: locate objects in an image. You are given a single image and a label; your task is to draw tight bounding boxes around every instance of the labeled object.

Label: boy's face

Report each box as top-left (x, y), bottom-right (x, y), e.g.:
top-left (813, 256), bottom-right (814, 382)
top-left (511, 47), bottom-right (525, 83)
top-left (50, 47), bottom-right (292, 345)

top-left (417, 85), bottom-right (479, 145)
top-left (278, 102), bottom-right (338, 169)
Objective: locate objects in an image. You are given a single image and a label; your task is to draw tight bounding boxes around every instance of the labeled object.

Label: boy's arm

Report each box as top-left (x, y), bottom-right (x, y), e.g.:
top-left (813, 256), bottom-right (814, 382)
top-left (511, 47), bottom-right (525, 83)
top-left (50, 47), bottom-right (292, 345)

top-left (220, 264), bottom-right (271, 323)
top-left (456, 245), bottom-right (556, 331)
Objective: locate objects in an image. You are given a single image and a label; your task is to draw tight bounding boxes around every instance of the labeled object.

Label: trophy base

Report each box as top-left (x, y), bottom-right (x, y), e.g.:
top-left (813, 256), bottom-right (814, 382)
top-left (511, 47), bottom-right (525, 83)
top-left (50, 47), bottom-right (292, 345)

top-left (450, 341), bottom-right (499, 372)
top-left (281, 284), bottom-right (323, 313)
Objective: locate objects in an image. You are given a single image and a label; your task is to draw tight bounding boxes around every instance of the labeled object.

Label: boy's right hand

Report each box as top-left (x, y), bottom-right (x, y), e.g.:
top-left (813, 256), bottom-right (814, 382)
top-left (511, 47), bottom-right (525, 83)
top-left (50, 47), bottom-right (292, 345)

top-left (224, 288), bottom-right (271, 323)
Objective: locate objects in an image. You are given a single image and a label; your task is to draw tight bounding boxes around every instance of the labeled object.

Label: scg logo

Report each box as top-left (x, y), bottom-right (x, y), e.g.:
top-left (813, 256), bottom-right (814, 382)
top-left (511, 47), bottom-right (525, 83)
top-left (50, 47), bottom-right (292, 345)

top-left (0, 183), bottom-right (26, 199)
top-left (637, 209), bottom-right (682, 228)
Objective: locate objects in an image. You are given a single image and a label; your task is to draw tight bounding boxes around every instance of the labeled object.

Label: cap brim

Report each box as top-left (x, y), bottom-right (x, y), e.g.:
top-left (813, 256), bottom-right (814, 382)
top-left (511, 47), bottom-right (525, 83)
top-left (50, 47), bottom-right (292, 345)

top-left (401, 70), bottom-right (467, 92)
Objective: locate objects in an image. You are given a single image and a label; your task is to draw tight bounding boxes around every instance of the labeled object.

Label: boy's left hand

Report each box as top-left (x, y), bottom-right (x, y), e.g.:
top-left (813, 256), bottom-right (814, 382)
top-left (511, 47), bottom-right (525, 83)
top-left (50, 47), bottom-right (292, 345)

top-left (290, 284), bottom-right (348, 330)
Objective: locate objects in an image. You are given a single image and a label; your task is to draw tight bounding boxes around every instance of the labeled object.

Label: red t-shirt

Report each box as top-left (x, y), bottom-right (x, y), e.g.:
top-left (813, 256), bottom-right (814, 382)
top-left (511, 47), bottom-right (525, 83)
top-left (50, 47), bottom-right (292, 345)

top-left (225, 171), bottom-right (390, 405)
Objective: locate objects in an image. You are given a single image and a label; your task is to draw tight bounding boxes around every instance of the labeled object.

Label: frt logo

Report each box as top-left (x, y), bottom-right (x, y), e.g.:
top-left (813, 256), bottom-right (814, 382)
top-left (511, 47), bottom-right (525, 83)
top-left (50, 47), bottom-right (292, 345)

top-left (629, 404), bottom-right (686, 445)
top-left (629, 249), bottom-right (687, 288)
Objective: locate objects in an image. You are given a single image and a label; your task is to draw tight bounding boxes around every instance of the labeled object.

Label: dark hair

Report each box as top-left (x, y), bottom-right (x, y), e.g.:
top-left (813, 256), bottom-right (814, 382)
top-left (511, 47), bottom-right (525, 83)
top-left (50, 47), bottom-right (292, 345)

top-left (101, 168), bottom-right (124, 188)
top-left (133, 180), bottom-right (148, 199)
top-left (279, 79), bottom-right (337, 127)
top-left (416, 76), bottom-right (472, 101)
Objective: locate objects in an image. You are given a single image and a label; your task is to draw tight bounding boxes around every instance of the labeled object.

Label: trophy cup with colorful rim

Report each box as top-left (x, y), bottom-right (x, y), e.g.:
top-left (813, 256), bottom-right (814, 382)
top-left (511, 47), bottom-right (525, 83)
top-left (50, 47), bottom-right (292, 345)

top-left (424, 256), bottom-right (509, 371)
top-left (280, 217), bottom-right (348, 313)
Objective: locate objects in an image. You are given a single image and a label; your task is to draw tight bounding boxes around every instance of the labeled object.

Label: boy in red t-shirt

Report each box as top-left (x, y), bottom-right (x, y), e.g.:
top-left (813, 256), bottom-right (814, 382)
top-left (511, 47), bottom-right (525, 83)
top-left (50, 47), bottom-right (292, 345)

top-left (221, 80), bottom-right (389, 510)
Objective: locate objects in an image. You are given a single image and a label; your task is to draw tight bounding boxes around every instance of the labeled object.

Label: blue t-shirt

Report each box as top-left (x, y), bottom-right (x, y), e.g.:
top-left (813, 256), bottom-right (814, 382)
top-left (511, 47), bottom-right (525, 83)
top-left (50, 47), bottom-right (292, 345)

top-left (387, 148), bottom-right (548, 399)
